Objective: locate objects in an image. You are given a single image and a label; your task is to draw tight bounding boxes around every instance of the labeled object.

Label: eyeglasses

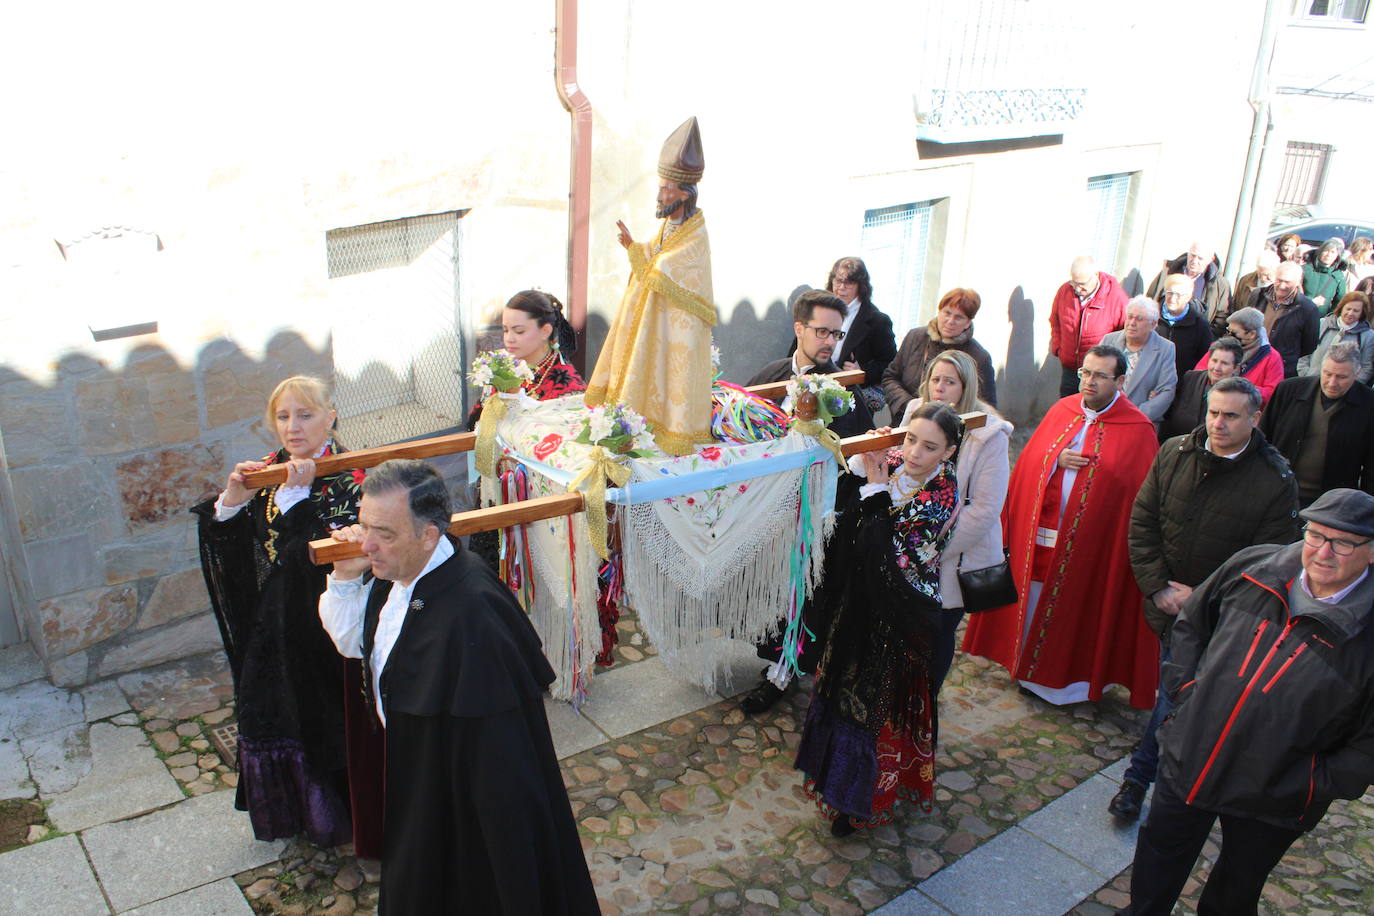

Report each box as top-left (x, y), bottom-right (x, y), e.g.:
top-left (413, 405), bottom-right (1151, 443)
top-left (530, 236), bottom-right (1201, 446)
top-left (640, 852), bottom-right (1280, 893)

top-left (1163, 291), bottom-right (1187, 300)
top-left (804, 325), bottom-right (846, 341)
top-left (1303, 526), bottom-right (1373, 557)
top-left (832, 276), bottom-right (857, 286)
top-left (1077, 369), bottom-right (1118, 382)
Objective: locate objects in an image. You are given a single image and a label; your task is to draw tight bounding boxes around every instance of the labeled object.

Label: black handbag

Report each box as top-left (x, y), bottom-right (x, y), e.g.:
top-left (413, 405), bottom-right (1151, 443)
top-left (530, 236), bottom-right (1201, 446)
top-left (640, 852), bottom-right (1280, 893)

top-left (957, 547), bottom-right (1017, 613)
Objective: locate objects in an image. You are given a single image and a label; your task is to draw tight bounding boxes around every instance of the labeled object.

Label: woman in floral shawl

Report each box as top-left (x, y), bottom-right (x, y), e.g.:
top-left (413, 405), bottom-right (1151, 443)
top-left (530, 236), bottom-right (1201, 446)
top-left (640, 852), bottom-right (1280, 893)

top-left (467, 290), bottom-right (585, 429)
top-left (796, 402), bottom-right (961, 836)
top-left (192, 376), bottom-right (372, 851)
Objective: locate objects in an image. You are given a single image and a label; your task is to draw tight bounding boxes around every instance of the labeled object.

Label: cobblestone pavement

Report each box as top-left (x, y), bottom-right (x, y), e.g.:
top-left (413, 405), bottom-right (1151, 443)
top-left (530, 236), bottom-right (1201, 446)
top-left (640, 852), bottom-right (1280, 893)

top-left (3, 620), bottom-right (1372, 914)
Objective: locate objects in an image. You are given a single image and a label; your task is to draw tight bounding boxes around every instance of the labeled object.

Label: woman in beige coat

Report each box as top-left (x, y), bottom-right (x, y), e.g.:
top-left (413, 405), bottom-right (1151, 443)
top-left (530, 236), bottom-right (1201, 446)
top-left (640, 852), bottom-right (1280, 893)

top-left (899, 349), bottom-right (1012, 691)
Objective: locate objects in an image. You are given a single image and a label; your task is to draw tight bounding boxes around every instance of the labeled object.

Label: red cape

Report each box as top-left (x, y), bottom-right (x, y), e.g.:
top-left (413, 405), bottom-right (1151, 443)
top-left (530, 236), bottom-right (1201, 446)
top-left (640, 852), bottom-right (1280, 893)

top-left (962, 394), bottom-right (1159, 708)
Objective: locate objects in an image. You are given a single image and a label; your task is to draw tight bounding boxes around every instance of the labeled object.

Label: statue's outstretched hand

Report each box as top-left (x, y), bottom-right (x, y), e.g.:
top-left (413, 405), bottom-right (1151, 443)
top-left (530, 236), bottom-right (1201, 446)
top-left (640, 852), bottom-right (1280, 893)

top-left (616, 220), bottom-right (633, 249)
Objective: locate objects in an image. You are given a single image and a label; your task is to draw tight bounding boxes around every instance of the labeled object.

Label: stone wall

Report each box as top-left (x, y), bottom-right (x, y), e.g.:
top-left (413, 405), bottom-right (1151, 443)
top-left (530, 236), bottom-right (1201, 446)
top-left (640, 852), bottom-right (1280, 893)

top-left (1, 333), bottom-right (332, 685)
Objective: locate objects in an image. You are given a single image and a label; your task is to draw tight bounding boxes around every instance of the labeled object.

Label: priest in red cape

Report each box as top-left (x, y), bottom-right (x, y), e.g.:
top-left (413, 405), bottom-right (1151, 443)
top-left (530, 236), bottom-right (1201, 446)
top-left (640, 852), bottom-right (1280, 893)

top-left (963, 344), bottom-right (1159, 709)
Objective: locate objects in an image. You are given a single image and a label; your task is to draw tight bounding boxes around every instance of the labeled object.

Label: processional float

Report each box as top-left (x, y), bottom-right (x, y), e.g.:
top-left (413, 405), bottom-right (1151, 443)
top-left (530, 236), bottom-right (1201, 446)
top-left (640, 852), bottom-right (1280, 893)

top-left (244, 375), bottom-right (983, 706)
top-left (248, 116), bottom-right (984, 705)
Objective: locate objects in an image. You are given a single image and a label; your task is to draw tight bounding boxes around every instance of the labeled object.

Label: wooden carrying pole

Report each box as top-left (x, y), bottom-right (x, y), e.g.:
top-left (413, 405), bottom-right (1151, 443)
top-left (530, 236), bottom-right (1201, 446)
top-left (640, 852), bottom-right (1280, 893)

top-left (307, 492), bottom-right (586, 565)
top-left (306, 409), bottom-right (987, 565)
top-left (240, 370), bottom-right (865, 489)
top-left (240, 432), bottom-right (476, 488)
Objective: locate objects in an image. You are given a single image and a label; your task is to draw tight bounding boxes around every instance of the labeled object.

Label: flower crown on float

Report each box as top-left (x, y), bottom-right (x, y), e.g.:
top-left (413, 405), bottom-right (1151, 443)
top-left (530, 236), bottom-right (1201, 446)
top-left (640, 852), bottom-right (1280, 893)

top-left (576, 403), bottom-right (657, 457)
top-left (785, 374), bottom-right (854, 425)
top-left (468, 349), bottom-right (535, 394)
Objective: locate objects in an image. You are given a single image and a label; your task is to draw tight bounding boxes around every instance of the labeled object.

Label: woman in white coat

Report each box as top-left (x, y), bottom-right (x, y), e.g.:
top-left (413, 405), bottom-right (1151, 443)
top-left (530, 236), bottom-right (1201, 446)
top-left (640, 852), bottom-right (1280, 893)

top-left (900, 349), bottom-right (1013, 691)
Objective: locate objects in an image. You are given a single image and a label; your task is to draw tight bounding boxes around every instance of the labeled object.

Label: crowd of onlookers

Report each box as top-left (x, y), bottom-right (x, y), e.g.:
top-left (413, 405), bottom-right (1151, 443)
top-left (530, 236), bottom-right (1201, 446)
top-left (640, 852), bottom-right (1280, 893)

top-left (190, 239), bottom-right (1374, 914)
top-left (742, 247), bottom-right (1374, 914)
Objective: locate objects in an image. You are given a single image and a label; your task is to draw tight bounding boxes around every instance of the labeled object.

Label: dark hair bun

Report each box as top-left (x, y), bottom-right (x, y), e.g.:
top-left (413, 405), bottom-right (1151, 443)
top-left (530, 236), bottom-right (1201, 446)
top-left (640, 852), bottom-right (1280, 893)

top-left (505, 289), bottom-right (578, 354)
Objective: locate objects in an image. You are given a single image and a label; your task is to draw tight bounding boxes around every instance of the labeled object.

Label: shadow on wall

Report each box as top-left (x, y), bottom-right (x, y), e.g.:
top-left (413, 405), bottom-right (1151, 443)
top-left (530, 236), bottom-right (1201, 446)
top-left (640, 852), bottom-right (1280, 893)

top-left (996, 285), bottom-right (1064, 429)
top-left (0, 330), bottom-right (472, 686)
top-left (580, 296), bottom-right (796, 387)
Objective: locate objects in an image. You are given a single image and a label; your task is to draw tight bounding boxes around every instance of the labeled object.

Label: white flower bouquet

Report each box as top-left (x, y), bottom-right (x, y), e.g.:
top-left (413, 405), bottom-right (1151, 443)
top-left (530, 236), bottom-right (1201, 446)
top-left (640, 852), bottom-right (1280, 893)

top-left (468, 349), bottom-right (534, 394)
top-left (785, 374), bottom-right (854, 424)
top-left (575, 403), bottom-right (656, 456)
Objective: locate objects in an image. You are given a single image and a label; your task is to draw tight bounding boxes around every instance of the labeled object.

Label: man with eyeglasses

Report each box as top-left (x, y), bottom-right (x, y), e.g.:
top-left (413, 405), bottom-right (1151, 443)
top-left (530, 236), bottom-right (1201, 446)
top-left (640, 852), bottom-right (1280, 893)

top-left (1155, 273), bottom-right (1214, 379)
top-left (963, 344), bottom-right (1160, 710)
top-left (1146, 239), bottom-right (1234, 338)
top-left (1112, 377), bottom-right (1298, 823)
top-left (1123, 487), bottom-right (1374, 915)
top-left (742, 288), bottom-right (875, 713)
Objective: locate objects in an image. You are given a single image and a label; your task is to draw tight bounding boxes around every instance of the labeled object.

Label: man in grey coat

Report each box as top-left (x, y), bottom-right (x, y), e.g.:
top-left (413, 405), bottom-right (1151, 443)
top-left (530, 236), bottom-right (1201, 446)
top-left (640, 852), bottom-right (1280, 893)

top-left (1101, 296), bottom-right (1177, 424)
top-left (1123, 488), bottom-right (1374, 914)
top-left (1111, 377), bottom-right (1298, 822)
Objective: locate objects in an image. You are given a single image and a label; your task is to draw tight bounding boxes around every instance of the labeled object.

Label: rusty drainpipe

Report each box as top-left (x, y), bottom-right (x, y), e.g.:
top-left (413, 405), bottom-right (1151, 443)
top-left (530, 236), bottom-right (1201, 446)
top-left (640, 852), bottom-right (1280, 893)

top-left (555, 0), bottom-right (593, 375)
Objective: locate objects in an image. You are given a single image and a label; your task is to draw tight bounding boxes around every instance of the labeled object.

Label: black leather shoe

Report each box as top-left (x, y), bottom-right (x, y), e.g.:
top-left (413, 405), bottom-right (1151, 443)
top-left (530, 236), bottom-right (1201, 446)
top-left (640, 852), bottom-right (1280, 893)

top-left (830, 815), bottom-right (856, 838)
top-left (740, 678), bottom-right (787, 715)
top-left (1108, 780), bottom-right (1147, 821)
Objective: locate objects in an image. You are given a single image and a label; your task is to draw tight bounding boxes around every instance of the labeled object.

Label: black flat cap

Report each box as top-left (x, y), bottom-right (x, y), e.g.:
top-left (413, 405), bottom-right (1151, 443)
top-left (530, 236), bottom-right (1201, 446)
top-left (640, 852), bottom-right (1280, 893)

top-left (1300, 488), bottom-right (1374, 538)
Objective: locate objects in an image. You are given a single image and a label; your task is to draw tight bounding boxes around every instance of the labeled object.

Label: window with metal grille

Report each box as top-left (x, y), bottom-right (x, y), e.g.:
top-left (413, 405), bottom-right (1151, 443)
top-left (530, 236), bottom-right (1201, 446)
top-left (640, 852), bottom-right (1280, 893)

top-left (324, 211), bottom-right (467, 449)
top-left (1275, 142), bottom-right (1334, 209)
top-left (1303, 0), bottom-right (1369, 23)
top-left (860, 201), bottom-right (937, 338)
top-left (1084, 173), bottom-right (1134, 276)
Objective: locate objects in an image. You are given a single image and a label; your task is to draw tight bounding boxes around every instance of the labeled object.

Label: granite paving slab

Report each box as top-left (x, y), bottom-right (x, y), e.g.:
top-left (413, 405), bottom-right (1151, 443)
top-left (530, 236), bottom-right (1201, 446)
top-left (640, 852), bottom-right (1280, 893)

top-left (117, 651), bottom-right (232, 721)
top-left (82, 790), bottom-right (285, 912)
top-left (0, 732), bottom-right (34, 799)
top-left (546, 697), bottom-right (611, 760)
top-left (44, 722), bottom-right (184, 833)
top-left (81, 679), bottom-right (131, 722)
top-left (122, 877), bottom-right (254, 915)
top-left (0, 834), bottom-right (107, 916)
top-left (578, 656), bottom-right (720, 739)
top-left (1019, 774), bottom-right (1142, 877)
top-left (20, 722), bottom-right (91, 796)
top-left (1097, 756), bottom-right (1130, 783)
top-left (869, 889), bottom-right (955, 915)
top-left (0, 679), bottom-right (85, 742)
top-left (918, 826), bottom-right (1106, 916)
top-left (0, 643), bottom-right (44, 691)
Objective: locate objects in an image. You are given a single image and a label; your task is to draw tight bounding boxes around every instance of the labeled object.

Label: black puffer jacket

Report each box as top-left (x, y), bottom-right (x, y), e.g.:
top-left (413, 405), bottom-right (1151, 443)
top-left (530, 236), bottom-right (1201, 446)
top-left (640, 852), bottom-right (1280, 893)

top-left (1128, 427), bottom-right (1299, 639)
top-left (1158, 542), bottom-right (1374, 831)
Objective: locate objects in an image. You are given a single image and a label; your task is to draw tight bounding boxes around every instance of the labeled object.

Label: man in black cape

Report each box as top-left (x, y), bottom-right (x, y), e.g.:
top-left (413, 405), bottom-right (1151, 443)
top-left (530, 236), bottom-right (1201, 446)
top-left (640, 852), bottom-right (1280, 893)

top-left (319, 459), bottom-right (599, 915)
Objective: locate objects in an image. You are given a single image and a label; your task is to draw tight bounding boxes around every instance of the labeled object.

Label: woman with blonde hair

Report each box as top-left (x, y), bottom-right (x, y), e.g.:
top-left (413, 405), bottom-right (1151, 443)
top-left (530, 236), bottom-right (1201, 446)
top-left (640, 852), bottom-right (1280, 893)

top-left (193, 375), bottom-right (374, 851)
top-left (900, 350), bottom-right (1014, 691)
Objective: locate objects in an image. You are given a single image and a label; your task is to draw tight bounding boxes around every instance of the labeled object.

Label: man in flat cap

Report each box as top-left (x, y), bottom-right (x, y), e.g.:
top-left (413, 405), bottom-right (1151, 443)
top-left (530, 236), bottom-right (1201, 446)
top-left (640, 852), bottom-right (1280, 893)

top-left (585, 116), bottom-right (718, 455)
top-left (1123, 487), bottom-right (1374, 915)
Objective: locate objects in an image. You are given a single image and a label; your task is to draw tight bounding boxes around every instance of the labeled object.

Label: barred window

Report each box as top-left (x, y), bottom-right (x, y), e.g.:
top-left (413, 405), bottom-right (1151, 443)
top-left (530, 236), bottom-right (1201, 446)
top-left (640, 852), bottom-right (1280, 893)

top-left (1275, 142), bottom-right (1334, 209)
top-left (860, 201), bottom-right (939, 339)
top-left (324, 211), bottom-right (467, 449)
top-left (1084, 173), bottom-right (1135, 277)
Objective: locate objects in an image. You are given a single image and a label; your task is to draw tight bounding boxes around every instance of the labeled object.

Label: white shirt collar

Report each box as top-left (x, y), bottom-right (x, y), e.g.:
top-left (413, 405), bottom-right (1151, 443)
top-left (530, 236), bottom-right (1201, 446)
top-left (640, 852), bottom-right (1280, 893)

top-left (1207, 437), bottom-right (1250, 460)
top-left (1299, 566), bottom-right (1370, 604)
top-left (397, 536), bottom-right (454, 591)
top-left (792, 352), bottom-right (817, 376)
top-left (1081, 390), bottom-right (1121, 419)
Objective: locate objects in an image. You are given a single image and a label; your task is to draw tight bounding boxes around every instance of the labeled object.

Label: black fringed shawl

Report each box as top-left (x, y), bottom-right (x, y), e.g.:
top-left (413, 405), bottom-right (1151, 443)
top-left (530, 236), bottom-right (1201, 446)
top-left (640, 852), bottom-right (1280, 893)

top-left (811, 462), bottom-right (958, 742)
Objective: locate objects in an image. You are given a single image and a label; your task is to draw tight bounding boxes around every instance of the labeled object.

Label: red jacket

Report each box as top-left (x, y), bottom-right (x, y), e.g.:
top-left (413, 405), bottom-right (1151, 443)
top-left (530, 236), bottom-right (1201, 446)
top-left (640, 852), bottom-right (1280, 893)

top-left (1049, 272), bottom-right (1128, 369)
top-left (1192, 345), bottom-right (1284, 405)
